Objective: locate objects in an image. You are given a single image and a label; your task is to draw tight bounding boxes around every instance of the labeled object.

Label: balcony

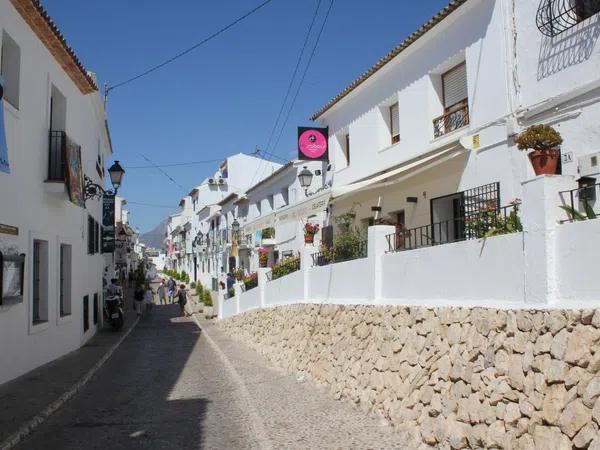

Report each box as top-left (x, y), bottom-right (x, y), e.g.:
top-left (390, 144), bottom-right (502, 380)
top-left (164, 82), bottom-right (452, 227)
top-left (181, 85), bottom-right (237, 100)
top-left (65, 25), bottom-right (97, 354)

top-left (48, 131), bottom-right (67, 182)
top-left (433, 101), bottom-right (469, 139)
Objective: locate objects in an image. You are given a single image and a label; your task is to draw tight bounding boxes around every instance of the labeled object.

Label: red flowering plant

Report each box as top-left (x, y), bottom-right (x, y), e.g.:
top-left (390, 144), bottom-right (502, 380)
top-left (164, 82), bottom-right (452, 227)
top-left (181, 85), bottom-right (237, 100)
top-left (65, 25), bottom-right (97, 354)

top-left (303, 223), bottom-right (320, 236)
top-left (243, 272), bottom-right (258, 291)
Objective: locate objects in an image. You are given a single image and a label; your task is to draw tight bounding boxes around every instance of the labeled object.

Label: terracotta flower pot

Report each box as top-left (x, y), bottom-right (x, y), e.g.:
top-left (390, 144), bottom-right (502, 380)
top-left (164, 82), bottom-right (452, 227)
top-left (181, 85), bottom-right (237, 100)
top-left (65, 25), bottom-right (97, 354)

top-left (304, 233), bottom-right (314, 244)
top-left (528, 148), bottom-right (559, 176)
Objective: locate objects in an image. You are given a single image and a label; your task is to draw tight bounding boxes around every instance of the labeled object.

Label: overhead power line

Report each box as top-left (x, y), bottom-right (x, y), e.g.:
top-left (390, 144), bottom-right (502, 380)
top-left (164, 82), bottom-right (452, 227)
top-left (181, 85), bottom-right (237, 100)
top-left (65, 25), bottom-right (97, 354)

top-left (124, 158), bottom-right (223, 169)
top-left (139, 154), bottom-right (185, 190)
top-left (126, 201), bottom-right (177, 209)
top-left (271, 0), bottom-right (335, 157)
top-left (106, 0), bottom-right (275, 94)
top-left (264, 0), bottom-right (323, 154)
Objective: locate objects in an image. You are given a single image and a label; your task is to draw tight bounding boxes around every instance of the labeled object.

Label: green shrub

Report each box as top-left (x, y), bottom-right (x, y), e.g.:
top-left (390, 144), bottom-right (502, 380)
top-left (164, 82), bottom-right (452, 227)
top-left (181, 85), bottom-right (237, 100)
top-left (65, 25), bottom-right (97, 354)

top-left (272, 257), bottom-right (300, 280)
top-left (514, 124), bottom-right (562, 151)
top-left (196, 284), bottom-right (203, 296)
top-left (203, 290), bottom-right (213, 306)
top-left (190, 281), bottom-right (196, 289)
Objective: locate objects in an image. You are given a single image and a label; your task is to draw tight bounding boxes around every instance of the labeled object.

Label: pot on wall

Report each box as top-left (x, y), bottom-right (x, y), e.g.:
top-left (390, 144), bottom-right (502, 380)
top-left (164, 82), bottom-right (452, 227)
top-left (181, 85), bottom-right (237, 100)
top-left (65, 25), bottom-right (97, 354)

top-left (304, 233), bottom-right (314, 244)
top-left (259, 254), bottom-right (268, 268)
top-left (528, 148), bottom-right (560, 176)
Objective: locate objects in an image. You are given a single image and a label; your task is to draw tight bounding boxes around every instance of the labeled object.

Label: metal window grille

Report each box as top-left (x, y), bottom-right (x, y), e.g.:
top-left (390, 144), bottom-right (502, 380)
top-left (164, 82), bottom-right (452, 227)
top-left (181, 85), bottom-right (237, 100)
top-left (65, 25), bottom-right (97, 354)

top-left (88, 216), bottom-right (95, 254)
top-left (83, 295), bottom-right (89, 332)
top-left (536, 0), bottom-right (600, 37)
top-left (93, 293), bottom-right (98, 325)
top-left (48, 131), bottom-right (67, 181)
top-left (32, 241), bottom-right (41, 322)
top-left (59, 245), bottom-right (65, 316)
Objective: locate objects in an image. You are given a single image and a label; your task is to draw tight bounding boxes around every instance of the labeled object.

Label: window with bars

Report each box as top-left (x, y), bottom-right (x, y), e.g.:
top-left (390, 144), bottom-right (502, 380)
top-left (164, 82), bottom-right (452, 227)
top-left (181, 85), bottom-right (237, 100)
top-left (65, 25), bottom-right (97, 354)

top-left (83, 295), bottom-right (89, 332)
top-left (433, 62), bottom-right (469, 138)
top-left (390, 103), bottom-right (399, 144)
top-left (32, 240), bottom-right (48, 324)
top-left (88, 216), bottom-right (100, 254)
top-left (93, 293), bottom-right (98, 325)
top-left (59, 244), bottom-right (72, 317)
top-left (536, 0), bottom-right (600, 36)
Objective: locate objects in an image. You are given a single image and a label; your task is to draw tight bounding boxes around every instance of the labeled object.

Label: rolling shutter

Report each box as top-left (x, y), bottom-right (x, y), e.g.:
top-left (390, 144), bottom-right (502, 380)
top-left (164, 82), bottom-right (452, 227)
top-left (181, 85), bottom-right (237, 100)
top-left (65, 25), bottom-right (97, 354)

top-left (443, 63), bottom-right (467, 108)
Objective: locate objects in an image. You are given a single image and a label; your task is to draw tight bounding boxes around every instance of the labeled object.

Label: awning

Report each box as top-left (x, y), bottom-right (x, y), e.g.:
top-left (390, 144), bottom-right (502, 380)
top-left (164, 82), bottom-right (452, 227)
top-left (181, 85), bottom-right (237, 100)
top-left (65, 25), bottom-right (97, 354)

top-left (331, 144), bottom-right (466, 200)
top-left (242, 213), bottom-right (276, 235)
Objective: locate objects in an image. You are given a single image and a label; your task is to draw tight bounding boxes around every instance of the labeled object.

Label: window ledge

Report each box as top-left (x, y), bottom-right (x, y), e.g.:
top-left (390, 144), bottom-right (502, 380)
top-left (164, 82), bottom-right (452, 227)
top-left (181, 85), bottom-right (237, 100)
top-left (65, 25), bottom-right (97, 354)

top-left (3, 101), bottom-right (20, 120)
top-left (29, 320), bottom-right (49, 335)
top-left (378, 140), bottom-right (401, 154)
top-left (43, 180), bottom-right (67, 195)
top-left (429, 125), bottom-right (470, 145)
top-left (57, 314), bottom-right (73, 326)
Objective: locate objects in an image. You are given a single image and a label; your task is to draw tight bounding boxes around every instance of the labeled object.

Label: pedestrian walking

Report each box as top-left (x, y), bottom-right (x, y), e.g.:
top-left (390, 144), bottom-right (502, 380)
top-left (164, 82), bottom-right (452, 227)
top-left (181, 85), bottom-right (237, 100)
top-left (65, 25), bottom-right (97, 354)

top-left (157, 280), bottom-right (167, 305)
top-left (133, 284), bottom-right (144, 317)
top-left (144, 282), bottom-right (154, 314)
top-left (176, 284), bottom-right (189, 317)
top-left (167, 277), bottom-right (176, 304)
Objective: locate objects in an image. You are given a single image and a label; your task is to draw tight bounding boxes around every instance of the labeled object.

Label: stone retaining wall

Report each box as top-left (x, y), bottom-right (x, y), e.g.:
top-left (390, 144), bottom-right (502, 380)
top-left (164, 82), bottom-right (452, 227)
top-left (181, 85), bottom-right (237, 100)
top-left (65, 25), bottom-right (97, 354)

top-left (218, 304), bottom-right (600, 449)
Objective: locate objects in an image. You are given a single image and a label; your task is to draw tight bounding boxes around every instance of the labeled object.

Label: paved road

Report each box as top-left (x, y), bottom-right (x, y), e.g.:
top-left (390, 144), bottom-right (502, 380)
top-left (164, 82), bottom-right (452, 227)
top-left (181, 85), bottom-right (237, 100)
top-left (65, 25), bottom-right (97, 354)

top-left (16, 302), bottom-right (407, 449)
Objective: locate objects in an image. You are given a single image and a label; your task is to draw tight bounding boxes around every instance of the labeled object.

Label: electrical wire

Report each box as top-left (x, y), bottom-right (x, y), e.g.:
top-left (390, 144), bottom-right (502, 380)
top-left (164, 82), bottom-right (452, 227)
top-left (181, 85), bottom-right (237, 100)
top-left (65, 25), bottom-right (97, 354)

top-left (124, 159), bottom-right (223, 169)
top-left (264, 0), bottom-right (323, 154)
top-left (106, 0), bottom-right (275, 93)
top-left (270, 0), bottom-right (335, 158)
top-left (126, 201), bottom-right (177, 209)
top-left (139, 154), bottom-right (185, 190)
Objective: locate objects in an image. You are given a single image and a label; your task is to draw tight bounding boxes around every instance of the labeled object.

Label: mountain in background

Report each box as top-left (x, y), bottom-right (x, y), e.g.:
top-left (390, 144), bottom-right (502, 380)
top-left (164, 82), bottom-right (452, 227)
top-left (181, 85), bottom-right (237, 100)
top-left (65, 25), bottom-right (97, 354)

top-left (139, 219), bottom-right (167, 249)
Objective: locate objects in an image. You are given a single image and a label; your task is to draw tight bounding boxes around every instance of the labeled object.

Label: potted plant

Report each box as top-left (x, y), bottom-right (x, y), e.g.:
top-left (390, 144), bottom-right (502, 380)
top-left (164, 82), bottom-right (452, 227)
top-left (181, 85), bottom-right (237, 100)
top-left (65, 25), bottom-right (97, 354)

top-left (243, 272), bottom-right (258, 290)
top-left (514, 124), bottom-right (563, 176)
top-left (303, 223), bottom-right (320, 244)
top-left (257, 247), bottom-right (269, 267)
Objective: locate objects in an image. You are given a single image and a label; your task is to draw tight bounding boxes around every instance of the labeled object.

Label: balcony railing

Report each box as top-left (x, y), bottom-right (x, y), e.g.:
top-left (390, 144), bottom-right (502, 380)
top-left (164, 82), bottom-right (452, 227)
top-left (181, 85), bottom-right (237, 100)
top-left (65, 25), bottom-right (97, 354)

top-left (311, 240), bottom-right (368, 267)
top-left (559, 183), bottom-right (600, 223)
top-left (433, 102), bottom-right (469, 138)
top-left (48, 131), bottom-right (67, 181)
top-left (386, 202), bottom-right (522, 252)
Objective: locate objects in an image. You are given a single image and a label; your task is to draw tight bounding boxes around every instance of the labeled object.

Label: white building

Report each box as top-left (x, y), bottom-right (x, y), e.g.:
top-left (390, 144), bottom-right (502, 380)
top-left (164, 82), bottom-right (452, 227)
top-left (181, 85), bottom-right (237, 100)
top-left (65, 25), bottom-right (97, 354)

top-left (0, 0), bottom-right (113, 385)
top-left (310, 0), bottom-right (600, 247)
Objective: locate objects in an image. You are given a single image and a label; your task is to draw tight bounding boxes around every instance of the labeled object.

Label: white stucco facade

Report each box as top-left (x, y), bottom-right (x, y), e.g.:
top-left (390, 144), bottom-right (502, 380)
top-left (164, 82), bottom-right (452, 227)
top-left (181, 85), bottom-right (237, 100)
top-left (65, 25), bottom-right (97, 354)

top-left (0, 1), bottom-right (114, 385)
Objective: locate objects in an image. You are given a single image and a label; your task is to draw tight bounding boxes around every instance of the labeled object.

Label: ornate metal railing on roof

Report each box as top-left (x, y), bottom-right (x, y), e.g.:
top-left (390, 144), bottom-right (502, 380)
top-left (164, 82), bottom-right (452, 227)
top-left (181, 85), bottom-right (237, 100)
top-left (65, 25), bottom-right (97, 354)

top-left (536, 0), bottom-right (600, 37)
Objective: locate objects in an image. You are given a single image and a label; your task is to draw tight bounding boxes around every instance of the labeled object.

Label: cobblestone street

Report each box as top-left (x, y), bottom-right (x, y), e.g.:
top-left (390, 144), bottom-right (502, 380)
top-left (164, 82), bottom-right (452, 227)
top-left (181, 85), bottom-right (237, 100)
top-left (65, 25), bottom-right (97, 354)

top-left (14, 303), bottom-right (407, 449)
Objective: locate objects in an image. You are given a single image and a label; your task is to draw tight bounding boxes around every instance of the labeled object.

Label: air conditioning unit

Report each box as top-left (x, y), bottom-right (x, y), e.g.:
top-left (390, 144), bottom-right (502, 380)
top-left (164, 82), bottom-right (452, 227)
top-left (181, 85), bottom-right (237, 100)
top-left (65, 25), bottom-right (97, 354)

top-left (208, 178), bottom-right (216, 185)
top-left (218, 178), bottom-right (226, 185)
top-left (579, 152), bottom-right (600, 178)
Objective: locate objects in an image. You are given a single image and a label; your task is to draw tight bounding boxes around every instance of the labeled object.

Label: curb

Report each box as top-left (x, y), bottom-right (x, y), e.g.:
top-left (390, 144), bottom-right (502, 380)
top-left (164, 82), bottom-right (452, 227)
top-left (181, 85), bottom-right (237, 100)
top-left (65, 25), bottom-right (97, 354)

top-left (0, 316), bottom-right (140, 450)
top-left (187, 311), bottom-right (273, 450)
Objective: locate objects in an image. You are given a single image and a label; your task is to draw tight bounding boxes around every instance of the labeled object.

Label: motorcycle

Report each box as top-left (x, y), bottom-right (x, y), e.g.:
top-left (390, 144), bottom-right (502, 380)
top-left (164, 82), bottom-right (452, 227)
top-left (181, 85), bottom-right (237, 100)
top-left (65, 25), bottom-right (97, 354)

top-left (104, 293), bottom-right (124, 331)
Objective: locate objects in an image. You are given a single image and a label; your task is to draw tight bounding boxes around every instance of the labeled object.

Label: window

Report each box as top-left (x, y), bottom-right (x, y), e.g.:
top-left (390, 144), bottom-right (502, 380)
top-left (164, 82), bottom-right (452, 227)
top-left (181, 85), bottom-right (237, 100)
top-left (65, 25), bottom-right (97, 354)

top-left (573, 0), bottom-right (600, 21)
top-left (1, 31), bottom-right (20, 109)
top-left (93, 293), bottom-right (98, 325)
top-left (32, 240), bottom-right (49, 324)
top-left (59, 244), bottom-right (72, 317)
top-left (88, 216), bottom-right (100, 254)
top-left (339, 133), bottom-right (350, 165)
top-left (83, 295), bottom-right (89, 332)
top-left (434, 62), bottom-right (469, 138)
top-left (390, 103), bottom-right (399, 144)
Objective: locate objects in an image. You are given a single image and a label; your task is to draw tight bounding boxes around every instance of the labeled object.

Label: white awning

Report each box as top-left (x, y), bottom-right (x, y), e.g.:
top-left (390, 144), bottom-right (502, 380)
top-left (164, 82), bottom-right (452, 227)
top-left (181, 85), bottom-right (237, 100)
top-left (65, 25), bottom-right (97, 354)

top-left (331, 144), bottom-right (466, 200)
top-left (242, 213), bottom-right (276, 235)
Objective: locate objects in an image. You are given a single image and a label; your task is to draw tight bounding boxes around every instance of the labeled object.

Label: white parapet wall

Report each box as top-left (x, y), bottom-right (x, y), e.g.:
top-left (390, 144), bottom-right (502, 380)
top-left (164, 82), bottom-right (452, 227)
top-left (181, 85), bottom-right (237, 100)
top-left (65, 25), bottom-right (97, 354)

top-left (380, 233), bottom-right (525, 304)
top-left (219, 176), bottom-right (600, 319)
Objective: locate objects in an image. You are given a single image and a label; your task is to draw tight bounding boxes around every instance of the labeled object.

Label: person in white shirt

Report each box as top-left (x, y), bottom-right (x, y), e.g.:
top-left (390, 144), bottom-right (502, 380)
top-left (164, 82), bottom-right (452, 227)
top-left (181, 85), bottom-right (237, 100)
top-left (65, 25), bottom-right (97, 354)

top-left (157, 280), bottom-right (167, 305)
top-left (144, 283), bottom-right (155, 314)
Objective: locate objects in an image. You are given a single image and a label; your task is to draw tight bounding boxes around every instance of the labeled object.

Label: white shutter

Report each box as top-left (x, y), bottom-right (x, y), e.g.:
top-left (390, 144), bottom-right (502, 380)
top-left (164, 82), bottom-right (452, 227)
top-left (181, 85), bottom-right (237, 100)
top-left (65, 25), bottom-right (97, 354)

top-left (443, 63), bottom-right (467, 108)
top-left (390, 103), bottom-right (399, 137)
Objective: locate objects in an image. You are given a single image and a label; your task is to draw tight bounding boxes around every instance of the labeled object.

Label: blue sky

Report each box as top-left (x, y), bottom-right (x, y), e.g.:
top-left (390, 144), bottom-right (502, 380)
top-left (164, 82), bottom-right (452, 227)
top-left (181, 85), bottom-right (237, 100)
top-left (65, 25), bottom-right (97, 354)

top-left (44, 0), bottom-right (450, 232)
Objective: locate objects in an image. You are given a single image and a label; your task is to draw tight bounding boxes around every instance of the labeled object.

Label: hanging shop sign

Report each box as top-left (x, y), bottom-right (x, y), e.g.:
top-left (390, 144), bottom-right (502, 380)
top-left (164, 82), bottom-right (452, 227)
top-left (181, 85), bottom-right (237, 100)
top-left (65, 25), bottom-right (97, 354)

top-left (65, 139), bottom-right (85, 207)
top-left (0, 76), bottom-right (10, 174)
top-left (298, 126), bottom-right (329, 162)
top-left (101, 195), bottom-right (115, 253)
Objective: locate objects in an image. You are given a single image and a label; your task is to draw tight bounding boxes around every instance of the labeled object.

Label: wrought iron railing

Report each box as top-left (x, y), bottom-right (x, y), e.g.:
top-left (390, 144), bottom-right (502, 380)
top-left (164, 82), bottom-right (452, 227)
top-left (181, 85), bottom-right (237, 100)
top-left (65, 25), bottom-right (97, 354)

top-left (386, 202), bottom-right (522, 252)
top-left (536, 0), bottom-right (600, 37)
top-left (433, 102), bottom-right (469, 138)
top-left (48, 131), bottom-right (67, 181)
top-left (559, 183), bottom-right (600, 223)
top-left (311, 240), bottom-right (368, 267)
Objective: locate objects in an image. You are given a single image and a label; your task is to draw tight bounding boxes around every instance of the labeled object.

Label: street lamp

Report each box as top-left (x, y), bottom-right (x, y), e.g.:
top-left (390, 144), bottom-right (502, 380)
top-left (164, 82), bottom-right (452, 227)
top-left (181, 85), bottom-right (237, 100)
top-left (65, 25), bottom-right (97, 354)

top-left (231, 219), bottom-right (240, 233)
top-left (84, 160), bottom-right (126, 201)
top-left (298, 166), bottom-right (314, 195)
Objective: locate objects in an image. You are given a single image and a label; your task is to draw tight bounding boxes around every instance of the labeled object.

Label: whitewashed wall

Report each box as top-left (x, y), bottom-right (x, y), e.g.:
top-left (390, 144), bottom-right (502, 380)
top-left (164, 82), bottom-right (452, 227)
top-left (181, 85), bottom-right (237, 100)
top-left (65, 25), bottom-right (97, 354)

top-left (381, 233), bottom-right (525, 303)
top-left (308, 258), bottom-right (373, 302)
top-left (264, 270), bottom-right (304, 306)
top-left (239, 286), bottom-right (261, 312)
top-left (556, 219), bottom-right (600, 303)
top-left (0, 2), bottom-right (111, 385)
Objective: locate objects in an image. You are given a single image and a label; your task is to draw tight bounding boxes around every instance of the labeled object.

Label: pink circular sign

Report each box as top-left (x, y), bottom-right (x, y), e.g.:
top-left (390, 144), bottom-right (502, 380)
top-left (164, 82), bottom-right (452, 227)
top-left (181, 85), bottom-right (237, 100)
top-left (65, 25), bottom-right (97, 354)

top-left (298, 129), bottom-right (327, 159)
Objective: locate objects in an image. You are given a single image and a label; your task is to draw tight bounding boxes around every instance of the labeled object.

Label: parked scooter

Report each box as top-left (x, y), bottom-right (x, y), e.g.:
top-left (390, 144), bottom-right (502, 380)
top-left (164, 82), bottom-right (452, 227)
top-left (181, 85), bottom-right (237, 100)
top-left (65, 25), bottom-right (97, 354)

top-left (104, 294), bottom-right (124, 331)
